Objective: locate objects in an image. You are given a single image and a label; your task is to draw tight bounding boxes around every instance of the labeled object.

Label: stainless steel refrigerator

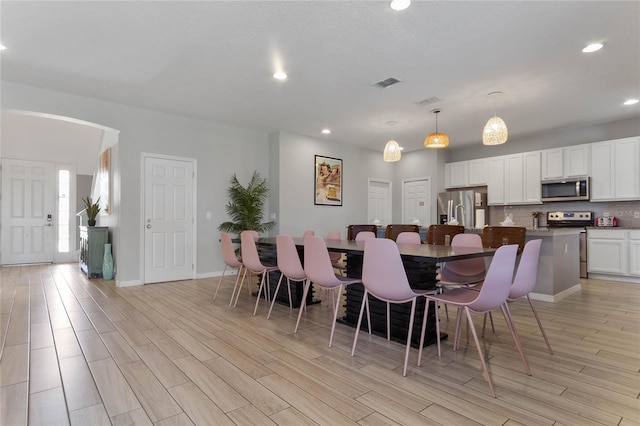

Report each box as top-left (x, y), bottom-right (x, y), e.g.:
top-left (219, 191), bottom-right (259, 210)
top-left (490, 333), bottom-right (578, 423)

top-left (437, 190), bottom-right (488, 228)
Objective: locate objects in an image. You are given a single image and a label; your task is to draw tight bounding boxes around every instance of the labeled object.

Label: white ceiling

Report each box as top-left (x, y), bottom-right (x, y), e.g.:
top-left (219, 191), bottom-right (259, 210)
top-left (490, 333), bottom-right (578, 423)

top-left (1, 1), bottom-right (639, 153)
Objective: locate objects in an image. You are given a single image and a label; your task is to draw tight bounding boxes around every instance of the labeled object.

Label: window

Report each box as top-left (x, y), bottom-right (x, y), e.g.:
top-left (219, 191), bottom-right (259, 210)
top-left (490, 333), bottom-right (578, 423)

top-left (58, 169), bottom-right (70, 253)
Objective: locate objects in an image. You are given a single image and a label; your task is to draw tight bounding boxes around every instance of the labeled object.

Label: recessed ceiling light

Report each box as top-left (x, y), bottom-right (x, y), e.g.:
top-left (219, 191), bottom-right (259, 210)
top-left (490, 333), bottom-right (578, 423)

top-left (582, 43), bottom-right (603, 53)
top-left (390, 0), bottom-right (410, 11)
top-left (321, 129), bottom-right (331, 135)
top-left (624, 99), bottom-right (639, 106)
top-left (273, 71), bottom-right (287, 80)
top-left (0, 44), bottom-right (7, 51)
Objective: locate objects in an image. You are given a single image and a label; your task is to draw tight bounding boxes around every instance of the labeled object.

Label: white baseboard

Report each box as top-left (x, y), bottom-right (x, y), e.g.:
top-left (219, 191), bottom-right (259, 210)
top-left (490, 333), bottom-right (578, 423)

top-left (116, 279), bottom-right (142, 287)
top-left (530, 283), bottom-right (581, 303)
top-left (196, 270), bottom-right (236, 279)
top-left (587, 273), bottom-right (640, 284)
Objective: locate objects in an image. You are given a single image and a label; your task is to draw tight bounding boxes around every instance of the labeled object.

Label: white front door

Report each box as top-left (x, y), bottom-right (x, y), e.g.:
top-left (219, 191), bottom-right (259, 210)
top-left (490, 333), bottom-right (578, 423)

top-left (1, 159), bottom-right (55, 265)
top-left (143, 156), bottom-right (195, 284)
top-left (367, 179), bottom-right (391, 224)
top-left (403, 178), bottom-right (431, 225)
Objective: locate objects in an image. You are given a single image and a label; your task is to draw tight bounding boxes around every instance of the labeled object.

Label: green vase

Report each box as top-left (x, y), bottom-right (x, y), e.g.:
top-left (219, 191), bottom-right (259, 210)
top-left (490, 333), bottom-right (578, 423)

top-left (102, 243), bottom-right (114, 280)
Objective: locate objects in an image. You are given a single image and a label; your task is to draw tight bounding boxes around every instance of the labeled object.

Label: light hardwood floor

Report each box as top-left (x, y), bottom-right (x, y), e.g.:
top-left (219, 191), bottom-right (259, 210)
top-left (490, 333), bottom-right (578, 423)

top-left (1, 263), bottom-right (639, 425)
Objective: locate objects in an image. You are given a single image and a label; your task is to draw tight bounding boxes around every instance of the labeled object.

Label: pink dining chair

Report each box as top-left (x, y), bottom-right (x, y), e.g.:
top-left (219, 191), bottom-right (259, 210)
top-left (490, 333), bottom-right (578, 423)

top-left (239, 231), bottom-right (279, 315)
top-left (419, 244), bottom-right (530, 398)
top-left (501, 239), bottom-right (553, 354)
top-left (438, 233), bottom-right (487, 321)
top-left (354, 231), bottom-right (376, 242)
top-left (352, 238), bottom-right (437, 376)
top-left (395, 231), bottom-right (422, 245)
top-left (303, 230), bottom-right (315, 238)
top-left (217, 232), bottom-right (248, 305)
top-left (266, 235), bottom-right (305, 319)
top-left (295, 236), bottom-right (370, 347)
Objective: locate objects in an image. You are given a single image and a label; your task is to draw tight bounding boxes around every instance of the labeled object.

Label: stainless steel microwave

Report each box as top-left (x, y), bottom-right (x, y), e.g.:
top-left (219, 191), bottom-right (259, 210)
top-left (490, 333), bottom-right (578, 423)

top-left (541, 177), bottom-right (590, 202)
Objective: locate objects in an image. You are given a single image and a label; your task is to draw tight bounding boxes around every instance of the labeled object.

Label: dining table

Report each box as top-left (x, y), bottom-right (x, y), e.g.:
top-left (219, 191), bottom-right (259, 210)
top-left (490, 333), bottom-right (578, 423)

top-left (256, 237), bottom-right (497, 347)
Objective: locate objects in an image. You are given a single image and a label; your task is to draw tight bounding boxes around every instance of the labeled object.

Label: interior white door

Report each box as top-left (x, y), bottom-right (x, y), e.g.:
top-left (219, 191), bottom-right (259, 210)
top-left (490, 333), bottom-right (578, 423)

top-left (1, 159), bottom-right (55, 265)
top-left (143, 156), bottom-right (195, 284)
top-left (367, 179), bottom-right (391, 224)
top-left (403, 178), bottom-right (431, 225)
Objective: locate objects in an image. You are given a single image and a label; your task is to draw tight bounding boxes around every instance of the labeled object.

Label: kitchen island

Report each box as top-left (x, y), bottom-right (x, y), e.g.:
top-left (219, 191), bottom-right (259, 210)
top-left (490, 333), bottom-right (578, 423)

top-left (466, 227), bottom-right (582, 302)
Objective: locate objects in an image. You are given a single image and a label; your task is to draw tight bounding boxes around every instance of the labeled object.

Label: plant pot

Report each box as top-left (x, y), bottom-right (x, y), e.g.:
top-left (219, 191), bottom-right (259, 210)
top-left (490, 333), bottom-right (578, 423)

top-left (88, 220), bottom-right (97, 227)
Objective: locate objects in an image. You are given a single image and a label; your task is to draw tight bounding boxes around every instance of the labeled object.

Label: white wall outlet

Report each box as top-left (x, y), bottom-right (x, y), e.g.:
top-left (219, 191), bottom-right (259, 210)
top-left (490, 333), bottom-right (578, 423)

top-left (564, 243), bottom-right (568, 253)
top-left (206, 211), bottom-right (212, 220)
top-left (635, 211), bottom-right (640, 219)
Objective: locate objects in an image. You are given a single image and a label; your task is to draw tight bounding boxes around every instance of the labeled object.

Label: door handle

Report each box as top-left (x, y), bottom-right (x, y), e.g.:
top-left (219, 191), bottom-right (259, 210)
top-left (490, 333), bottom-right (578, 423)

top-left (146, 224), bottom-right (152, 229)
top-left (46, 223), bottom-right (52, 227)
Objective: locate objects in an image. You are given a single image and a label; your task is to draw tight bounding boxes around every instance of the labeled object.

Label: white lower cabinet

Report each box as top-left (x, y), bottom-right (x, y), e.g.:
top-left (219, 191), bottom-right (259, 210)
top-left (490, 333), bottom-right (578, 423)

top-left (587, 229), bottom-right (640, 277)
top-left (629, 231), bottom-right (640, 277)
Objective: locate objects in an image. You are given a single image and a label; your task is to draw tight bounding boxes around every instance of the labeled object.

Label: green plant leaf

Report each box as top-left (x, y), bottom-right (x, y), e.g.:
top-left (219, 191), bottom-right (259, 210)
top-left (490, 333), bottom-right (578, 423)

top-left (218, 171), bottom-right (275, 235)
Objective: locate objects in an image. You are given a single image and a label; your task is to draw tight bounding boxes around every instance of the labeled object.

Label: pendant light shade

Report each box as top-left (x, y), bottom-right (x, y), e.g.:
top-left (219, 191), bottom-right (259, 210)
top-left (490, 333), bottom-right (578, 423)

top-left (482, 92), bottom-right (508, 145)
top-left (424, 109), bottom-right (449, 148)
top-left (383, 139), bottom-right (401, 162)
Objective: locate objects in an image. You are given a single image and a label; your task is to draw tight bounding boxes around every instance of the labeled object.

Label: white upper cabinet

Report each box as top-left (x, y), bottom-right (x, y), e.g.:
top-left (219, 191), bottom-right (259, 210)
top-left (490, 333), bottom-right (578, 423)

top-left (467, 158), bottom-right (488, 186)
top-left (445, 158), bottom-right (487, 188)
top-left (541, 145), bottom-right (590, 180)
top-left (487, 152), bottom-right (541, 205)
top-left (591, 137), bottom-right (640, 201)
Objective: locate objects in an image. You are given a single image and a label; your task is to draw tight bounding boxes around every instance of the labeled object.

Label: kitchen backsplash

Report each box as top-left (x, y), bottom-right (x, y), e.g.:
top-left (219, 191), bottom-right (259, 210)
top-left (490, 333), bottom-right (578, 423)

top-left (489, 200), bottom-right (640, 228)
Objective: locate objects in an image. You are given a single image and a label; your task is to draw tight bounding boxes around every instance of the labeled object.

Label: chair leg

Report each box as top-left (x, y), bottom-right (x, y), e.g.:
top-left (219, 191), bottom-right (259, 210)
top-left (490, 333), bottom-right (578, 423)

top-left (214, 266), bottom-right (228, 300)
top-left (267, 274), bottom-right (285, 320)
top-left (434, 300), bottom-right (441, 357)
top-left (402, 298), bottom-right (417, 377)
top-left (253, 271), bottom-right (268, 316)
top-left (500, 303), bottom-right (532, 376)
top-left (454, 307), bottom-right (463, 350)
top-left (464, 307), bottom-right (497, 398)
top-left (286, 277), bottom-right (293, 309)
top-left (526, 295), bottom-right (553, 354)
top-left (417, 297), bottom-right (429, 367)
top-left (351, 289), bottom-right (369, 356)
top-left (386, 302), bottom-right (391, 341)
top-left (232, 267), bottom-right (248, 307)
top-left (294, 279), bottom-right (312, 333)
top-left (328, 285), bottom-right (344, 348)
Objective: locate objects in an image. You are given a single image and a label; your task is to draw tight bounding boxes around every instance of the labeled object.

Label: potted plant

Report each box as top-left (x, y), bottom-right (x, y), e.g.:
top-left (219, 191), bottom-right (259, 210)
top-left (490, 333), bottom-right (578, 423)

top-left (218, 171), bottom-right (275, 235)
top-left (83, 196), bottom-right (101, 226)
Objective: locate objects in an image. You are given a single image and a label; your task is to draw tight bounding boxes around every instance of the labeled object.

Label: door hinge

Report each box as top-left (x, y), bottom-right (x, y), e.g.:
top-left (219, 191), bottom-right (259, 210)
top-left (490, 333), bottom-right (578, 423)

top-left (192, 263), bottom-right (194, 270)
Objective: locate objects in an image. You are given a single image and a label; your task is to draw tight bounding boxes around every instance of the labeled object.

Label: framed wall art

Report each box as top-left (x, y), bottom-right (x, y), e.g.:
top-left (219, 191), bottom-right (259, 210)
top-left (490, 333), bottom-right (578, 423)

top-left (314, 155), bottom-right (342, 206)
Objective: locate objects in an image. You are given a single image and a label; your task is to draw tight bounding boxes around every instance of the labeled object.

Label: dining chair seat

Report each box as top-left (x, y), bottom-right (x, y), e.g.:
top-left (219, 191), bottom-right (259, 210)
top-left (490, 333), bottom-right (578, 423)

top-left (352, 238), bottom-right (436, 376)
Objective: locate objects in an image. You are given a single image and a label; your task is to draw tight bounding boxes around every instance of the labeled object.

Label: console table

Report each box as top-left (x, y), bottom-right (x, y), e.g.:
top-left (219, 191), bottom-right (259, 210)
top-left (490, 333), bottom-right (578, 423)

top-left (79, 226), bottom-right (108, 278)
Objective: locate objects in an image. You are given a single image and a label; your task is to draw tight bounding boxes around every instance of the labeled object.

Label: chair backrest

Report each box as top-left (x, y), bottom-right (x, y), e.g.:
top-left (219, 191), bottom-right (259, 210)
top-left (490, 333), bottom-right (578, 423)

top-left (355, 231), bottom-right (376, 242)
top-left (440, 233), bottom-right (486, 282)
top-left (482, 226), bottom-right (526, 254)
top-left (426, 224), bottom-right (465, 245)
top-left (509, 239), bottom-right (542, 299)
top-left (347, 224), bottom-right (378, 240)
top-left (220, 232), bottom-right (242, 268)
top-left (304, 236), bottom-right (340, 287)
top-left (385, 224), bottom-right (420, 241)
top-left (468, 244), bottom-right (518, 312)
top-left (362, 238), bottom-right (416, 301)
top-left (276, 235), bottom-right (306, 281)
top-left (326, 231), bottom-right (342, 240)
top-left (240, 230), bottom-right (264, 272)
top-left (395, 231), bottom-right (422, 245)
top-left (245, 230), bottom-right (259, 242)
top-left (303, 230), bottom-right (315, 238)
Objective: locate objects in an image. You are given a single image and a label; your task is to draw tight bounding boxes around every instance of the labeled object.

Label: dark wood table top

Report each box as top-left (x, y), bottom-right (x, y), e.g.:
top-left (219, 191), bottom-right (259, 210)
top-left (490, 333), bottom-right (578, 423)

top-left (257, 237), bottom-right (497, 263)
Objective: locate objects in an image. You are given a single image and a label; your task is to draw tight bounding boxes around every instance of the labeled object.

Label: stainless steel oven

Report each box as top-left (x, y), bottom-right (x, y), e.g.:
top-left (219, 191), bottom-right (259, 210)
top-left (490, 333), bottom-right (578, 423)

top-left (547, 211), bottom-right (593, 278)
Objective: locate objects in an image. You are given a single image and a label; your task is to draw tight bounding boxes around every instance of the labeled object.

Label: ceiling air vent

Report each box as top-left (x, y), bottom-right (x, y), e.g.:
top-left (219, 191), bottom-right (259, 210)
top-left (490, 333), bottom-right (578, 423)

top-left (372, 77), bottom-right (402, 89)
top-left (416, 96), bottom-right (442, 106)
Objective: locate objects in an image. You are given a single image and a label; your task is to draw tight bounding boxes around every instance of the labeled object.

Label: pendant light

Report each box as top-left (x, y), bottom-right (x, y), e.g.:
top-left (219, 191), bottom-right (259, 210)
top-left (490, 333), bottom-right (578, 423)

top-left (424, 109), bottom-right (449, 148)
top-left (482, 92), bottom-right (508, 145)
top-left (383, 139), bottom-right (401, 162)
